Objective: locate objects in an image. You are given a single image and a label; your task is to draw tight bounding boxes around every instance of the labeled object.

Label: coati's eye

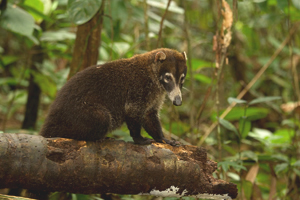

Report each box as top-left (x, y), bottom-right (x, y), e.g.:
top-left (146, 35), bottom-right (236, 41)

top-left (164, 73), bottom-right (173, 83)
top-left (180, 74), bottom-right (185, 84)
top-left (165, 75), bottom-right (171, 82)
top-left (181, 77), bottom-right (185, 84)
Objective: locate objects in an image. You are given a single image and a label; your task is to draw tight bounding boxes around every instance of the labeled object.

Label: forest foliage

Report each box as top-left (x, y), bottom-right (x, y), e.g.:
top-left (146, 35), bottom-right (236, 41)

top-left (1, 0), bottom-right (300, 199)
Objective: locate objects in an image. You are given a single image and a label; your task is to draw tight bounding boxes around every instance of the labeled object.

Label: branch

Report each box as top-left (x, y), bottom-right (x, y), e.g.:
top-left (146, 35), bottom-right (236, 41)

top-left (182, 0), bottom-right (195, 130)
top-left (0, 133), bottom-right (237, 199)
top-left (156, 0), bottom-right (172, 48)
top-left (143, 0), bottom-right (150, 50)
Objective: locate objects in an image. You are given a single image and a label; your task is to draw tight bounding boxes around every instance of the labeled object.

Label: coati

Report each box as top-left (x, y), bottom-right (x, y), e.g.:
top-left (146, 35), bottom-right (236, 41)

top-left (40, 48), bottom-right (187, 146)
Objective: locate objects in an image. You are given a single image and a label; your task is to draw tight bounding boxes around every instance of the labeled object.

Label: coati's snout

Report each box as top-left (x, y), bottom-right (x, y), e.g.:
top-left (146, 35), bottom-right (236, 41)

top-left (173, 95), bottom-right (182, 106)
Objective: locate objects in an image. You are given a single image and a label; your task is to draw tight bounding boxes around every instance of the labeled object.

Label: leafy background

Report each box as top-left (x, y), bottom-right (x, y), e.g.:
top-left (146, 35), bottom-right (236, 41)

top-left (1, 0), bottom-right (300, 199)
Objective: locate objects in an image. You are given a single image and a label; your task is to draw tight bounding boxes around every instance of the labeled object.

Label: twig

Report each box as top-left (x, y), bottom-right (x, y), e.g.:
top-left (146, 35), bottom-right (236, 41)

top-left (196, 84), bottom-right (212, 122)
top-left (182, 0), bottom-right (195, 130)
top-left (233, 0), bottom-right (238, 22)
top-left (107, 1), bottom-right (114, 60)
top-left (198, 22), bottom-right (300, 146)
top-left (143, 0), bottom-right (150, 50)
top-left (156, 0), bottom-right (172, 48)
top-left (215, 0), bottom-right (233, 161)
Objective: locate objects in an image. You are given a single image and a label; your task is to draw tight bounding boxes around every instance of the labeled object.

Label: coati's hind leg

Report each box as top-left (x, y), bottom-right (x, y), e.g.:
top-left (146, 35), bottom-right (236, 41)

top-left (60, 106), bottom-right (112, 141)
top-left (83, 107), bottom-right (113, 141)
top-left (125, 116), bottom-right (154, 145)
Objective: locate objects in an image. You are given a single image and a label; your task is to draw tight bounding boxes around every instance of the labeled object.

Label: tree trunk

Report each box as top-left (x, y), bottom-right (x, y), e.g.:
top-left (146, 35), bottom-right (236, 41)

top-left (0, 133), bottom-right (237, 199)
top-left (68, 1), bottom-right (105, 79)
top-left (22, 19), bottom-right (46, 130)
top-left (22, 45), bottom-right (43, 130)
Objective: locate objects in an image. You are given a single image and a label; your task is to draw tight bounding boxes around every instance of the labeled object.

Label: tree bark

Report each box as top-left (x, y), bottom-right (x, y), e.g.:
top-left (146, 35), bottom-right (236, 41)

top-left (68, 1), bottom-right (105, 79)
top-left (22, 45), bottom-right (43, 130)
top-left (0, 133), bottom-right (237, 199)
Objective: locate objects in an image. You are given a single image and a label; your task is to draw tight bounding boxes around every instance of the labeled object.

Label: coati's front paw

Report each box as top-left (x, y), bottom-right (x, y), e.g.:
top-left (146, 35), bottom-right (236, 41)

top-left (160, 138), bottom-right (181, 146)
top-left (133, 137), bottom-right (155, 145)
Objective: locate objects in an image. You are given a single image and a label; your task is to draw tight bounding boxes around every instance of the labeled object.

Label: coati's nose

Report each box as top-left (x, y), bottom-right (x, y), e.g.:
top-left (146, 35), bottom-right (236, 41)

top-left (173, 95), bottom-right (182, 106)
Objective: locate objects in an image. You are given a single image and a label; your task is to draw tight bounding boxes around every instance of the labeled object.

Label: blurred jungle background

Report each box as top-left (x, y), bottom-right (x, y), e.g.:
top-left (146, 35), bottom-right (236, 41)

top-left (1, 0), bottom-right (300, 199)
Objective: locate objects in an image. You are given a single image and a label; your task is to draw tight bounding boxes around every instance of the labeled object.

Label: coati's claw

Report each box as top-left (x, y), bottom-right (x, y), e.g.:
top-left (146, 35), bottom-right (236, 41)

top-left (159, 138), bottom-right (181, 146)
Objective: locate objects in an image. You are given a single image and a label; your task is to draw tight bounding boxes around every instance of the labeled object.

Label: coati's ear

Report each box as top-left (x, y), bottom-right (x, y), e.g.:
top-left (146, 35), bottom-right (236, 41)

top-left (182, 51), bottom-right (187, 60)
top-left (155, 51), bottom-right (166, 62)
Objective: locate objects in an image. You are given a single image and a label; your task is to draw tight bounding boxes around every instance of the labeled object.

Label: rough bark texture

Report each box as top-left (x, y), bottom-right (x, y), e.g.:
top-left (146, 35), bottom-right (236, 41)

top-left (0, 133), bottom-right (237, 199)
top-left (22, 45), bottom-right (43, 130)
top-left (68, 3), bottom-right (104, 79)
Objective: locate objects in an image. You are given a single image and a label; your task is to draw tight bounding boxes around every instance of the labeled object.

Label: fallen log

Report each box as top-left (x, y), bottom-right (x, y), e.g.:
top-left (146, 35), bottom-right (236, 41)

top-left (0, 133), bottom-right (237, 199)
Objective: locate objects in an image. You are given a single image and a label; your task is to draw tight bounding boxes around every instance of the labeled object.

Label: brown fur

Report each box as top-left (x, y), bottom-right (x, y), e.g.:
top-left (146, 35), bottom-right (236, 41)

top-left (40, 48), bottom-right (187, 145)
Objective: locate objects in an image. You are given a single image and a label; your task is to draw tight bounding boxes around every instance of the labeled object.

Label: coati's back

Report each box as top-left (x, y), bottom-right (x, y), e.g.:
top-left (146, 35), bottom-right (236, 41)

top-left (41, 48), bottom-right (187, 145)
top-left (41, 59), bottom-right (134, 140)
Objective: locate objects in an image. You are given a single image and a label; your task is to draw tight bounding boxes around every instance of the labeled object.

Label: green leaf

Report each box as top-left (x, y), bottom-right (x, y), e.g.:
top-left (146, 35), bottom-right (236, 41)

top-left (248, 128), bottom-right (273, 145)
top-left (0, 55), bottom-right (18, 66)
top-left (293, 160), bottom-right (300, 167)
top-left (223, 144), bottom-right (237, 156)
top-left (21, 4), bottom-right (53, 22)
top-left (31, 71), bottom-right (57, 98)
top-left (249, 96), bottom-right (282, 105)
top-left (258, 154), bottom-right (273, 161)
top-left (268, 74), bottom-right (290, 88)
top-left (222, 107), bottom-right (269, 121)
top-left (41, 30), bottom-right (76, 41)
top-left (275, 163), bottom-right (289, 174)
top-left (193, 73), bottom-right (212, 84)
top-left (239, 117), bottom-right (251, 138)
top-left (147, 0), bottom-right (184, 14)
top-left (256, 1), bottom-right (268, 11)
top-left (191, 59), bottom-right (214, 70)
top-left (219, 118), bottom-right (239, 137)
top-left (112, 42), bottom-right (130, 56)
top-left (0, 4), bottom-right (35, 36)
top-left (227, 172), bottom-right (240, 181)
top-left (276, 0), bottom-right (288, 10)
top-left (253, 0), bottom-right (267, 3)
top-left (218, 161), bottom-right (246, 172)
top-left (281, 119), bottom-right (299, 128)
top-left (73, 194), bottom-right (91, 200)
top-left (67, 0), bottom-right (102, 25)
top-left (294, 168), bottom-right (300, 176)
top-left (241, 151), bottom-right (258, 162)
top-left (228, 97), bottom-right (247, 105)
top-left (271, 129), bottom-right (294, 144)
top-left (272, 154), bottom-right (289, 162)
top-left (163, 121), bottom-right (190, 136)
top-left (243, 181), bottom-right (253, 200)
top-left (23, 0), bottom-right (44, 22)
top-left (292, 0), bottom-right (300, 10)
top-left (0, 77), bottom-right (28, 87)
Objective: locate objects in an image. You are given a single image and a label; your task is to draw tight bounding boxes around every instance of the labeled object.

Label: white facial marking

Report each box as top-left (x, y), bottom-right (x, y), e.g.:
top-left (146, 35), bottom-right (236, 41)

top-left (167, 85), bottom-right (182, 102)
top-left (183, 51), bottom-right (187, 60)
top-left (164, 73), bottom-right (175, 83)
top-left (180, 73), bottom-right (185, 84)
